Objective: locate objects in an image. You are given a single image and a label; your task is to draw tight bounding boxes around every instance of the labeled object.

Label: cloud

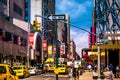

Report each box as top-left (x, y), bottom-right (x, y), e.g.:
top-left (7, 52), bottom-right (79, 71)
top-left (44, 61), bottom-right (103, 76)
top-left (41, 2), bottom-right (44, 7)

top-left (56, 0), bottom-right (93, 19)
top-left (70, 29), bottom-right (88, 57)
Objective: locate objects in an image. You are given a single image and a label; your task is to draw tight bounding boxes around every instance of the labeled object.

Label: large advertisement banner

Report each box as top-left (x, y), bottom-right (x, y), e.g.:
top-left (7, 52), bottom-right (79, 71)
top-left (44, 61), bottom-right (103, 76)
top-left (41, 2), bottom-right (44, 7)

top-left (48, 45), bottom-right (52, 55)
top-left (29, 33), bottom-right (34, 46)
top-left (43, 40), bottom-right (47, 51)
top-left (53, 45), bottom-right (56, 54)
top-left (60, 43), bottom-right (65, 55)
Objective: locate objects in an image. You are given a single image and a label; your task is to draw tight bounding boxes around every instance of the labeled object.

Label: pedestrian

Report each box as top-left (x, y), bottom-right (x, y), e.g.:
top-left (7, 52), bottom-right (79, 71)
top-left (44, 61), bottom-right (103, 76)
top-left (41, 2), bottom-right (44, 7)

top-left (75, 68), bottom-right (79, 80)
top-left (109, 64), bottom-right (114, 72)
top-left (103, 67), bottom-right (114, 80)
top-left (73, 68), bottom-right (77, 80)
top-left (88, 64), bottom-right (92, 72)
top-left (69, 67), bottom-right (73, 79)
top-left (94, 64), bottom-right (97, 72)
top-left (115, 65), bottom-right (120, 78)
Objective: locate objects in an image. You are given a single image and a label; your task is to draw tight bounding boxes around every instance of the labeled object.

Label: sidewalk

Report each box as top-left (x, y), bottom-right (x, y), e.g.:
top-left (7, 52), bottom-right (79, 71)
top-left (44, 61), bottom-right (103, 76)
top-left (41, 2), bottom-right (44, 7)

top-left (92, 71), bottom-right (120, 80)
top-left (79, 70), bottom-right (93, 80)
top-left (69, 70), bottom-right (120, 80)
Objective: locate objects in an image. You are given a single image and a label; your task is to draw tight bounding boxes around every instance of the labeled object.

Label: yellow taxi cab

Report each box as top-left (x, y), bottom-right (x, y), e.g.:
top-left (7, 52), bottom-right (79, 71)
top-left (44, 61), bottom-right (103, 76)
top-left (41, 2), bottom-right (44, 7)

top-left (48, 64), bottom-right (56, 72)
top-left (12, 65), bottom-right (30, 78)
top-left (57, 64), bottom-right (68, 74)
top-left (0, 63), bottom-right (18, 80)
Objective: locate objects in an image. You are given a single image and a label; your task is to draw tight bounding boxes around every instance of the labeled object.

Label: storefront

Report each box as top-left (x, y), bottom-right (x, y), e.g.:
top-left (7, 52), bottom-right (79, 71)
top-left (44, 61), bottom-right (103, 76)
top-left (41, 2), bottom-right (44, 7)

top-left (92, 45), bottom-right (120, 67)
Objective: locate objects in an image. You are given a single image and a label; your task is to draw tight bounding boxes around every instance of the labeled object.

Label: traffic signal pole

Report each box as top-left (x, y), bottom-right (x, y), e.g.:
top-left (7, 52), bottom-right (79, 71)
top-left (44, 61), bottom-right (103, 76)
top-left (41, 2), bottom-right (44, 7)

top-left (55, 21), bottom-right (59, 80)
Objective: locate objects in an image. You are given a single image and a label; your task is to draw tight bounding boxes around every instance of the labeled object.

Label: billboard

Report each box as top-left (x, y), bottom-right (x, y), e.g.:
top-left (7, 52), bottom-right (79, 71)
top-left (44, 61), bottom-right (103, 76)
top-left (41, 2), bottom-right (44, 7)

top-left (43, 40), bottom-right (47, 51)
top-left (60, 43), bottom-right (65, 55)
top-left (48, 45), bottom-right (52, 55)
top-left (53, 45), bottom-right (56, 54)
top-left (29, 33), bottom-right (34, 46)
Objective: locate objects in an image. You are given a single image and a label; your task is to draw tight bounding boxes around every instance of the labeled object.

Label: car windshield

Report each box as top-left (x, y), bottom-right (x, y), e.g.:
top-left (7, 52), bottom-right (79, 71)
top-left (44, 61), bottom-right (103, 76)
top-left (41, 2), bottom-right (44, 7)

top-left (35, 64), bottom-right (43, 69)
top-left (49, 64), bottom-right (55, 67)
top-left (36, 66), bottom-right (42, 69)
top-left (13, 66), bottom-right (22, 70)
top-left (0, 66), bottom-right (6, 74)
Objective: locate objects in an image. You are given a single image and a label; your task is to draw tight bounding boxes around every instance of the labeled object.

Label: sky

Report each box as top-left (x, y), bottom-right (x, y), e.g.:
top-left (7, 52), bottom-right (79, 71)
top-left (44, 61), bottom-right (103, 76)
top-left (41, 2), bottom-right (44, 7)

top-left (56, 0), bottom-right (94, 57)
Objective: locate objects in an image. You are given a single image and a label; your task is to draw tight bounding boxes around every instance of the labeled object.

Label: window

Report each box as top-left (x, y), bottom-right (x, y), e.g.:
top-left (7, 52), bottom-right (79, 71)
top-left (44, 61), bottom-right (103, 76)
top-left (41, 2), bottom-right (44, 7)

top-left (0, 29), bottom-right (3, 40)
top-left (13, 35), bottom-right (18, 44)
top-left (0, 0), bottom-right (7, 5)
top-left (0, 66), bottom-right (6, 74)
top-left (4, 32), bottom-right (11, 42)
top-left (13, 3), bottom-right (23, 16)
top-left (13, 67), bottom-right (22, 70)
top-left (25, 2), bottom-right (28, 8)
top-left (25, 13), bottom-right (28, 17)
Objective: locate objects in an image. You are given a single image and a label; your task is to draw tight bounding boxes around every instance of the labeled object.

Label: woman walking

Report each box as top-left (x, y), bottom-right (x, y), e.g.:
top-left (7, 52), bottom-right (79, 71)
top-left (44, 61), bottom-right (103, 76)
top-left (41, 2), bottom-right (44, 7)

top-left (103, 67), bottom-right (114, 80)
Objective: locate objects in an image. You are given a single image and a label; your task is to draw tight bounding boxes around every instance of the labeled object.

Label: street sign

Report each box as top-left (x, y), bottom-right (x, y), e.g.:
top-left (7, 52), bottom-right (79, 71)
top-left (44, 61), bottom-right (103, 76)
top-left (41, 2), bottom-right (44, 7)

top-left (54, 68), bottom-right (59, 74)
top-left (47, 14), bottom-right (65, 21)
top-left (100, 39), bottom-right (110, 43)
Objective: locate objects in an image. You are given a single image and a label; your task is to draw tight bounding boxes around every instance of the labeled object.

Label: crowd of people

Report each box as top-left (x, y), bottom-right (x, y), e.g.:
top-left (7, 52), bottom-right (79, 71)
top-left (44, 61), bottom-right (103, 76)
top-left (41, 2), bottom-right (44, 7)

top-left (98, 64), bottom-right (120, 80)
top-left (68, 63), bottom-right (120, 80)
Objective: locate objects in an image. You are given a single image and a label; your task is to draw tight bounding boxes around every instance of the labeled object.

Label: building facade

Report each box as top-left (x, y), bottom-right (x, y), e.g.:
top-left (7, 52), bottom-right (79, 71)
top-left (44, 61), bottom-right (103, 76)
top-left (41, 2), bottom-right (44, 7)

top-left (92, 0), bottom-right (120, 70)
top-left (57, 15), bottom-right (70, 61)
top-left (25, 0), bottom-right (56, 64)
top-left (0, 0), bottom-right (27, 66)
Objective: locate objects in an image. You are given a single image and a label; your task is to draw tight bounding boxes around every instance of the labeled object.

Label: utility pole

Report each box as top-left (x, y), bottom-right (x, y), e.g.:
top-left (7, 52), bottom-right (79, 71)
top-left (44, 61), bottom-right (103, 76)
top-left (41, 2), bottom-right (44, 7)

top-left (27, 21), bottom-right (30, 68)
top-left (97, 36), bottom-right (101, 80)
top-left (41, 28), bottom-right (52, 64)
top-left (41, 28), bottom-right (44, 64)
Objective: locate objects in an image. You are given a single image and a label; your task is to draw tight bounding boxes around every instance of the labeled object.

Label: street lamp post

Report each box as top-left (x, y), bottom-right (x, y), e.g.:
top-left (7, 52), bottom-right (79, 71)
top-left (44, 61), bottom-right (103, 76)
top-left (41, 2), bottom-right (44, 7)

top-left (55, 21), bottom-right (58, 80)
top-left (27, 21), bottom-right (30, 68)
top-left (41, 29), bottom-right (52, 64)
top-left (97, 37), bottom-right (101, 80)
top-left (41, 28), bottom-right (44, 64)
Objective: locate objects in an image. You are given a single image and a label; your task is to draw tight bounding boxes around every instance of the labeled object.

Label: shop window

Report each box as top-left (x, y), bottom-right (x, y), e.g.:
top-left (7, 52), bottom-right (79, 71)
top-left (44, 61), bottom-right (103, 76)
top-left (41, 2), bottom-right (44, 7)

top-left (13, 35), bottom-right (18, 44)
top-left (22, 39), bottom-right (27, 47)
top-left (4, 32), bottom-right (11, 42)
top-left (0, 29), bottom-right (3, 40)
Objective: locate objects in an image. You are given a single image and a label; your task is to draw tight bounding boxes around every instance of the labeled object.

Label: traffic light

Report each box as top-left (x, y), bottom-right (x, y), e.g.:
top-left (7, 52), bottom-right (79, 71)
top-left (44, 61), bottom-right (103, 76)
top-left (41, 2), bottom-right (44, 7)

top-left (32, 20), bottom-right (41, 31)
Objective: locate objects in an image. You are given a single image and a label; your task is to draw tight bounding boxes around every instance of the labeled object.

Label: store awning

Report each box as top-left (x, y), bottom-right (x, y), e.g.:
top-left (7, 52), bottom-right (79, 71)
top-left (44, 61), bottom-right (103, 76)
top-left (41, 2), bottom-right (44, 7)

top-left (92, 45), bottom-right (120, 49)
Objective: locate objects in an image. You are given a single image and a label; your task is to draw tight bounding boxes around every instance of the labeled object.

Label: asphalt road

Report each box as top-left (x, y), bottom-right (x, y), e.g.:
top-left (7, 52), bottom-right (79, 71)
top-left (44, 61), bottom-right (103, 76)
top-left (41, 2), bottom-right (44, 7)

top-left (19, 73), bottom-right (70, 80)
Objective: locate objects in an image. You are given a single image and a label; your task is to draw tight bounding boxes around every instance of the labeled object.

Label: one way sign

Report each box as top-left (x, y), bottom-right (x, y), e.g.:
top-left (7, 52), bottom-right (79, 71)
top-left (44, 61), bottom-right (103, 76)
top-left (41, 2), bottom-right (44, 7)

top-left (47, 14), bottom-right (65, 21)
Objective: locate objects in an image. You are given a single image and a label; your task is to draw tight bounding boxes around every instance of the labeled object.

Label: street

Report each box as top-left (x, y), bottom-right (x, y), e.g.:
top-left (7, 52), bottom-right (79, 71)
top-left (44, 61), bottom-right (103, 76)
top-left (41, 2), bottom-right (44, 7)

top-left (19, 70), bottom-right (120, 80)
top-left (19, 73), bottom-right (70, 80)
top-left (0, 0), bottom-right (120, 80)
